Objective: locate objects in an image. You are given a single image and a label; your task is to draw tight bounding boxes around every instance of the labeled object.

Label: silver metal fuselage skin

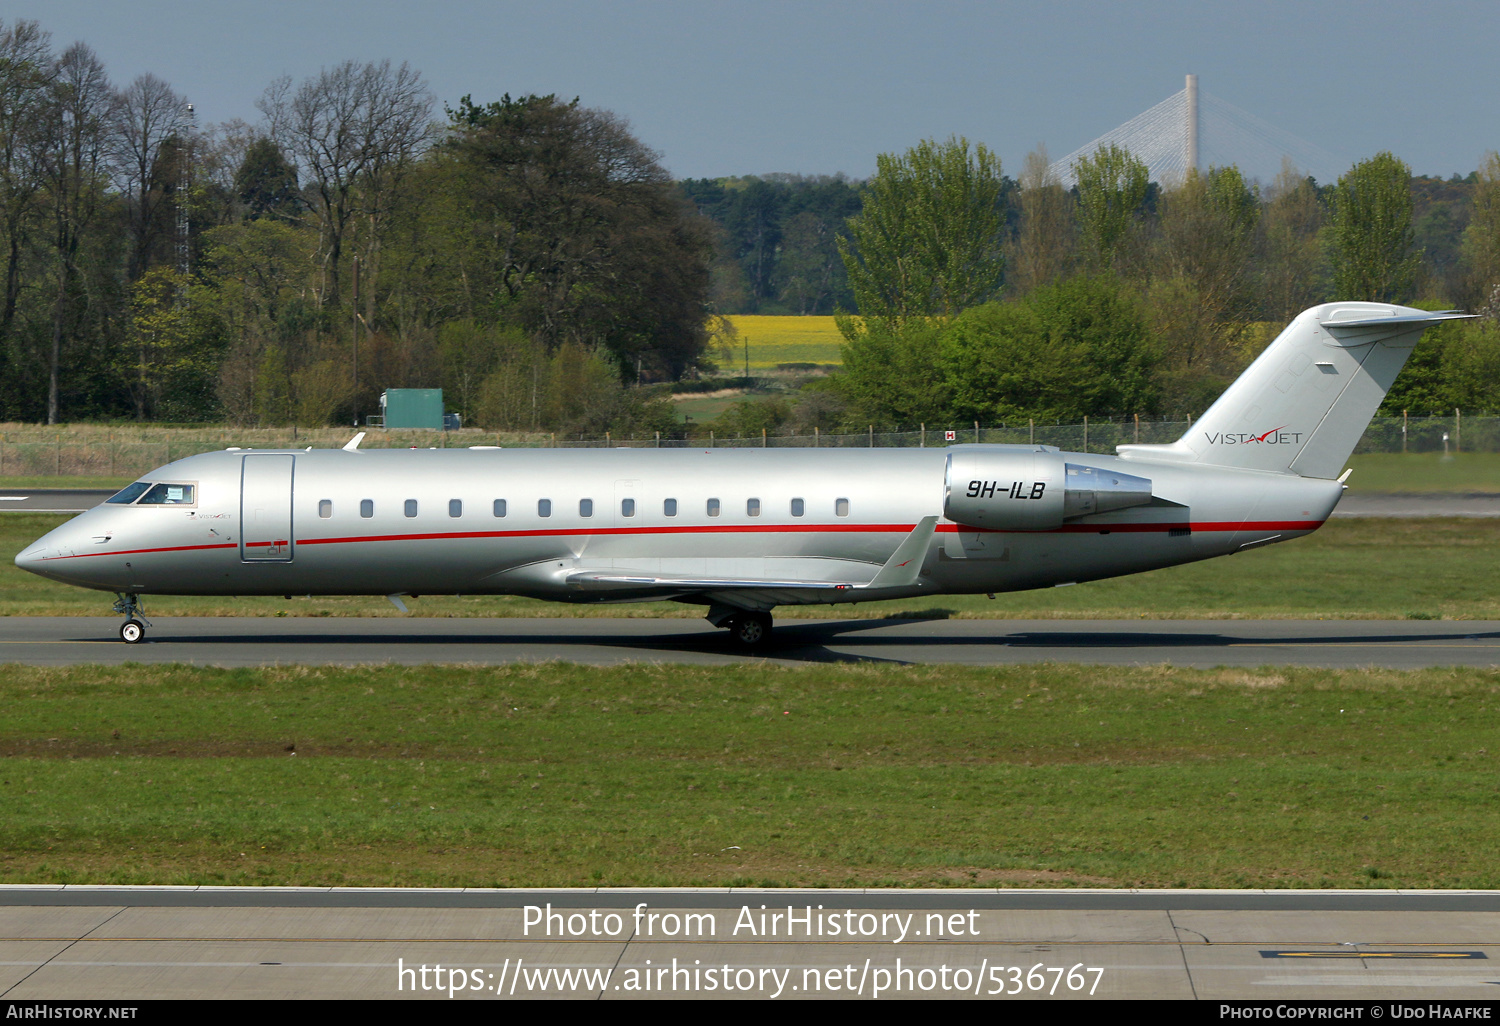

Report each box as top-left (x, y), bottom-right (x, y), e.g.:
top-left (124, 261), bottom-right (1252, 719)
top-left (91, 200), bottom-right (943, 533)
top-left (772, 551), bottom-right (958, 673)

top-left (15, 446), bottom-right (1343, 610)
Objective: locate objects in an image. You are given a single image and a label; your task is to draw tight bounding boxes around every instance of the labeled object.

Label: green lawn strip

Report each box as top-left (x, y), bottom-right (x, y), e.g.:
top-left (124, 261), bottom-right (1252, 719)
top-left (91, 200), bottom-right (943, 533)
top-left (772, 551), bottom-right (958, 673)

top-left (0, 663), bottom-right (1495, 888)
top-left (1343, 452), bottom-right (1500, 493)
top-left (672, 394), bottom-right (758, 424)
top-left (5, 514), bottom-right (1500, 620)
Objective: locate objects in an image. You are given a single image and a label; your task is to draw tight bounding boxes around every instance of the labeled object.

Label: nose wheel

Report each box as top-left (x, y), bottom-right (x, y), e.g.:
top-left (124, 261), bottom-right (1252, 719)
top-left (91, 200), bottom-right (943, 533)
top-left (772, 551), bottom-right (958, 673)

top-left (112, 593), bottom-right (150, 644)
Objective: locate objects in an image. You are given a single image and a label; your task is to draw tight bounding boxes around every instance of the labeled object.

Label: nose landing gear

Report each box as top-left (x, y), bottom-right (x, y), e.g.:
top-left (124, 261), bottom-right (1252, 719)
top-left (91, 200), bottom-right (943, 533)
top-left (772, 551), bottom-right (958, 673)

top-left (112, 593), bottom-right (150, 644)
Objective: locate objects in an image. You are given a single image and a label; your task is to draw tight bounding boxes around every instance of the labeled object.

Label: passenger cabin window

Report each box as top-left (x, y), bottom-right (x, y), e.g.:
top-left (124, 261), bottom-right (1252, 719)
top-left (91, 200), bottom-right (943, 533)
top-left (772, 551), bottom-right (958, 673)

top-left (318, 499), bottom-right (332, 519)
top-left (493, 499), bottom-right (506, 518)
top-left (791, 498), bottom-right (805, 517)
top-left (449, 499), bottom-right (462, 518)
top-left (579, 498), bottom-right (593, 518)
top-left (360, 499), bottom-right (374, 519)
top-left (747, 498), bottom-right (761, 517)
top-left (707, 498), bottom-right (721, 517)
top-left (538, 499), bottom-right (551, 518)
top-left (404, 499), bottom-right (418, 518)
top-left (621, 498), bottom-right (635, 518)
top-left (663, 498), bottom-right (677, 517)
top-left (136, 483), bottom-right (194, 505)
top-left (836, 498), bottom-right (850, 517)
top-left (106, 482), bottom-right (152, 504)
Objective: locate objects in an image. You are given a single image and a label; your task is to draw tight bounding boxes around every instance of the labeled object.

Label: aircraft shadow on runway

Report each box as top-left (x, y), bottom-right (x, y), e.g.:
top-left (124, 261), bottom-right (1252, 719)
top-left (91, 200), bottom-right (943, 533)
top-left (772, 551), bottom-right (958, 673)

top-left (58, 618), bottom-right (1500, 666)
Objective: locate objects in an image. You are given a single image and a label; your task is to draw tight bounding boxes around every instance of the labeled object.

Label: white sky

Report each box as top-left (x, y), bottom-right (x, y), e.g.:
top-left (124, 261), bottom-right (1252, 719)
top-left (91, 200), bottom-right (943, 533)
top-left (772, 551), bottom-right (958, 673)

top-left (5, 0), bottom-right (1496, 182)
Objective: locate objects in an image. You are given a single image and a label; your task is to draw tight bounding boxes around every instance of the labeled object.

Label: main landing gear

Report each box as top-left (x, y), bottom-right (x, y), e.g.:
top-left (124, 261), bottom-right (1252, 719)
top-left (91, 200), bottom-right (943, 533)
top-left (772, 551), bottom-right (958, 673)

top-left (708, 606), bottom-right (774, 649)
top-left (112, 593), bottom-right (150, 644)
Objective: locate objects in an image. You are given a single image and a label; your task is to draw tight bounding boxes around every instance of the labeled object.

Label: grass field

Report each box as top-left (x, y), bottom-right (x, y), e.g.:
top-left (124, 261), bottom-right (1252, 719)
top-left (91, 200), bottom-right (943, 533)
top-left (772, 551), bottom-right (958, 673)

top-left (3, 514), bottom-right (1497, 620)
top-left (1344, 452), bottom-right (1500, 492)
top-left (0, 662), bottom-right (1494, 888)
top-left (671, 392), bottom-right (762, 425)
top-left (725, 315), bottom-right (844, 370)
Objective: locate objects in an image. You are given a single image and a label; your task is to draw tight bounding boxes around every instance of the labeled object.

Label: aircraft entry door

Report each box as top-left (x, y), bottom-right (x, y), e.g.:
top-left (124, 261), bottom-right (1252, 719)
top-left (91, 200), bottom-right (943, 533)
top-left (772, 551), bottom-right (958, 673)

top-left (240, 454), bottom-right (295, 561)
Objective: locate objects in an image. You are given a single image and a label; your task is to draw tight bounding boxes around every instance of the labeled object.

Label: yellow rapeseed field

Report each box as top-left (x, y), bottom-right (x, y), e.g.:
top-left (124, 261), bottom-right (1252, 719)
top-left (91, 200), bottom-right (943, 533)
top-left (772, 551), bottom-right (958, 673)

top-left (723, 315), bottom-right (845, 370)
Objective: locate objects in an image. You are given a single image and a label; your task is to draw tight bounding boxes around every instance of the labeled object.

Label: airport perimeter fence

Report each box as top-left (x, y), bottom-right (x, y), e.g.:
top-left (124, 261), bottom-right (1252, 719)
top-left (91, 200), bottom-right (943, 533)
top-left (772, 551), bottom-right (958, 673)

top-left (0, 414), bottom-right (1486, 477)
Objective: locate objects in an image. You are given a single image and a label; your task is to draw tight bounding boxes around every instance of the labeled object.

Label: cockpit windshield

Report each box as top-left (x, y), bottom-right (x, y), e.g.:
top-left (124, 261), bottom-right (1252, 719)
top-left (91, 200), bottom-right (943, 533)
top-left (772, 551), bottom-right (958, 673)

top-left (105, 482), bottom-right (151, 504)
top-left (105, 481), bottom-right (195, 505)
top-left (138, 483), bottom-right (194, 504)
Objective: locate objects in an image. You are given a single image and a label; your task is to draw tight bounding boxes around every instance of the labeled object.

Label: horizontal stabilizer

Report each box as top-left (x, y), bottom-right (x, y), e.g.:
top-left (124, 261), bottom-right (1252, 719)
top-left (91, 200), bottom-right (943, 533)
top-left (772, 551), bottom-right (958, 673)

top-left (1319, 310), bottom-right (1473, 331)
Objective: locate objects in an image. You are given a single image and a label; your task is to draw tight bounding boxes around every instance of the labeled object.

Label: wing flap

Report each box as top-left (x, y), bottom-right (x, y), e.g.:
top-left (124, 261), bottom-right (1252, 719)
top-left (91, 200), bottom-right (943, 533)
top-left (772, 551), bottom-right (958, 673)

top-left (566, 572), bottom-right (854, 591)
top-left (564, 515), bottom-right (940, 595)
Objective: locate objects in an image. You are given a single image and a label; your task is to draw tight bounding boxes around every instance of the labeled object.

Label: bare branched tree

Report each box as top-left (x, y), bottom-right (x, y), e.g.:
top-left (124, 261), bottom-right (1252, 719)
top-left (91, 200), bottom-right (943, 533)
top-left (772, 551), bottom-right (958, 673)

top-left (0, 19), bottom-right (54, 340)
top-left (37, 41), bottom-right (115, 423)
top-left (195, 117), bottom-right (259, 225)
top-left (1260, 158), bottom-right (1325, 323)
top-left (1010, 144), bottom-right (1076, 294)
top-left (258, 59), bottom-right (433, 309)
top-left (112, 72), bottom-right (189, 279)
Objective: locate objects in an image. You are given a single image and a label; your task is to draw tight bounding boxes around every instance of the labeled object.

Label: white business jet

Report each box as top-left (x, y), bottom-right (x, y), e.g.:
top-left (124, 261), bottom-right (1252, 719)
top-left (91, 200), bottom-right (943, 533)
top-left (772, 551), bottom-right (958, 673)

top-left (15, 302), bottom-right (1469, 646)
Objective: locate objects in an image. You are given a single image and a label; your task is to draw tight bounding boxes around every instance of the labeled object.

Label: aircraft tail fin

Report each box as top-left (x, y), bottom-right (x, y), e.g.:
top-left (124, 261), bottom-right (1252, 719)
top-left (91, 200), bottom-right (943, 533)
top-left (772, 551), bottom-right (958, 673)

top-left (1117, 303), bottom-right (1474, 478)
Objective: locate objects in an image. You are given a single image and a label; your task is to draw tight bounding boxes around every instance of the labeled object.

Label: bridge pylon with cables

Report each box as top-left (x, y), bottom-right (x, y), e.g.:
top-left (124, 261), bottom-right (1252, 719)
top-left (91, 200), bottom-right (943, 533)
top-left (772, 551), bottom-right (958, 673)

top-left (1048, 75), bottom-right (1344, 188)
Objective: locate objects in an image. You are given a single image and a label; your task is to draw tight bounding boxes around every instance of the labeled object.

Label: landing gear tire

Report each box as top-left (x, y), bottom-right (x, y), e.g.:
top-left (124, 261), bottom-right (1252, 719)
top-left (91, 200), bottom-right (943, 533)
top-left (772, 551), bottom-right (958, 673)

top-left (728, 612), bottom-right (772, 648)
top-left (112, 593), bottom-right (150, 643)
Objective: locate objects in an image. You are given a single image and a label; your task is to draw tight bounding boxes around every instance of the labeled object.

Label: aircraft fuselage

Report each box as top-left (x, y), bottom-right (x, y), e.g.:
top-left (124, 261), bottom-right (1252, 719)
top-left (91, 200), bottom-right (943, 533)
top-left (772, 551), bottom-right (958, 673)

top-left (15, 445), bottom-right (1343, 608)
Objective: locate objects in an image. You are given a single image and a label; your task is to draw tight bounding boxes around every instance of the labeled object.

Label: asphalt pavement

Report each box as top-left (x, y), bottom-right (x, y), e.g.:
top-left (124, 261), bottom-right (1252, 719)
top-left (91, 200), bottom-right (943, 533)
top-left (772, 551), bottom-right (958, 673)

top-left (0, 488), bottom-right (115, 512)
top-left (2, 887), bottom-right (1497, 1000)
top-left (4, 616), bottom-right (1500, 668)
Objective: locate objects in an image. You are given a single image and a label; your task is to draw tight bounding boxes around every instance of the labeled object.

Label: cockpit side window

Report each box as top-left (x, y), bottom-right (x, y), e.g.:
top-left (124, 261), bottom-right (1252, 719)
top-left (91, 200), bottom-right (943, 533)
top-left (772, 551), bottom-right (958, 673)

top-left (106, 482), bottom-right (152, 504)
top-left (135, 483), bottom-right (195, 505)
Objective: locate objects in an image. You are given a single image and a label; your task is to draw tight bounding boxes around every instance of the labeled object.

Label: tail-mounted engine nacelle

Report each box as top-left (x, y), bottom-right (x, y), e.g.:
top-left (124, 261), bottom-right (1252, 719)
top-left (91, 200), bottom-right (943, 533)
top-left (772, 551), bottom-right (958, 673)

top-left (943, 447), bottom-right (1153, 531)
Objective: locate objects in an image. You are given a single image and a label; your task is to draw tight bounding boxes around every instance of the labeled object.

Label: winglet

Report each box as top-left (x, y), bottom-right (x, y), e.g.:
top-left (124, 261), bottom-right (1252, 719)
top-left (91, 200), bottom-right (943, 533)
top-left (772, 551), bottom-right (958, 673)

top-left (343, 432), bottom-right (366, 451)
top-left (863, 516), bottom-right (938, 590)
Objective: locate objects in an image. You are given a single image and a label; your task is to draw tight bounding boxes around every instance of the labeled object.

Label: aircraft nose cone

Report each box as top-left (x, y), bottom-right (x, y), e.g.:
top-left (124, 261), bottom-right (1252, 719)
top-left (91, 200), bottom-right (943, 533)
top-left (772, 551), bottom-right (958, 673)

top-left (14, 546), bottom-right (49, 574)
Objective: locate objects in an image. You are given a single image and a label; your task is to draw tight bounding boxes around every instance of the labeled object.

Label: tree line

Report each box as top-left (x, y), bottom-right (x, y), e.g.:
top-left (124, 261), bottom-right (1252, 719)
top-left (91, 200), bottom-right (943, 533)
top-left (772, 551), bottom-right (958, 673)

top-left (745, 140), bottom-right (1500, 435)
top-left (0, 19), bottom-right (711, 433)
top-left (3, 12), bottom-right (1500, 435)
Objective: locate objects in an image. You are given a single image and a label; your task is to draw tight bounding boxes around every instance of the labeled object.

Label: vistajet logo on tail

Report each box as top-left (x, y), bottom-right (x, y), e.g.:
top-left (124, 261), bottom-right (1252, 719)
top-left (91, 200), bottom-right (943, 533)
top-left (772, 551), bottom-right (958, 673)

top-left (1204, 426), bottom-right (1304, 446)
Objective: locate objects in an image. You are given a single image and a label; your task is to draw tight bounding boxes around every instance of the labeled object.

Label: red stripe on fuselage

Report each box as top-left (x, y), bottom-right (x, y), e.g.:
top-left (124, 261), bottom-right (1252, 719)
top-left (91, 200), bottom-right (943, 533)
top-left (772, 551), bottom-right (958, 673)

top-left (44, 519), bottom-right (1325, 561)
top-left (38, 542), bottom-right (238, 561)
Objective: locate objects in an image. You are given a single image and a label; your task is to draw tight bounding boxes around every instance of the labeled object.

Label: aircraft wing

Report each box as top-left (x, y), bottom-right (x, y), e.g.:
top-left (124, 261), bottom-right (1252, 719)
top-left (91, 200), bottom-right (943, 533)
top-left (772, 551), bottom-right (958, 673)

top-left (563, 516), bottom-right (939, 595)
top-left (565, 571), bottom-right (854, 592)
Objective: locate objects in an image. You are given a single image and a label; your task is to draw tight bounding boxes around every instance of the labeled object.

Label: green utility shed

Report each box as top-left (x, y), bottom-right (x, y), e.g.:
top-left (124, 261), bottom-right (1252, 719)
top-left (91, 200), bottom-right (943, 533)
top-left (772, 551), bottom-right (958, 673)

top-left (380, 388), bottom-right (444, 429)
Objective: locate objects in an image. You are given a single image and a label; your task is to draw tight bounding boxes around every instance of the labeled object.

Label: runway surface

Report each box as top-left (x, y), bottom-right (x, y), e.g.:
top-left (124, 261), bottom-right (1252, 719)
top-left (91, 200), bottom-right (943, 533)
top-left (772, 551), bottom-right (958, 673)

top-left (0, 489), bottom-right (114, 513)
top-left (4, 616), bottom-right (1500, 668)
top-left (1331, 492), bottom-right (1500, 517)
top-left (2, 887), bottom-right (1496, 1000)
top-left (3, 489), bottom-right (1498, 516)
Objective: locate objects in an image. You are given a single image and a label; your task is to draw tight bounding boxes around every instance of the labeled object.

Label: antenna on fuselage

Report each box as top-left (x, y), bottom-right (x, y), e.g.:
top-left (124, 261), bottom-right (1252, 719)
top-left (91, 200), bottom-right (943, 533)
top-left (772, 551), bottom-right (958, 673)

top-left (342, 432), bottom-right (366, 451)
